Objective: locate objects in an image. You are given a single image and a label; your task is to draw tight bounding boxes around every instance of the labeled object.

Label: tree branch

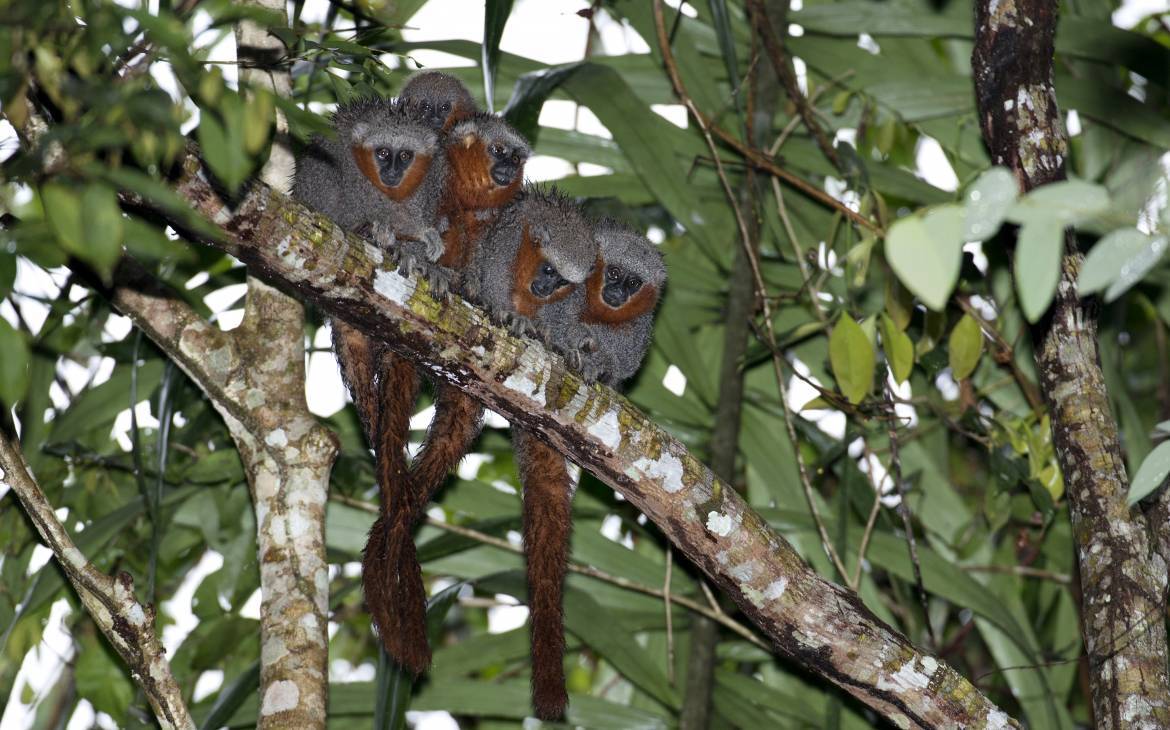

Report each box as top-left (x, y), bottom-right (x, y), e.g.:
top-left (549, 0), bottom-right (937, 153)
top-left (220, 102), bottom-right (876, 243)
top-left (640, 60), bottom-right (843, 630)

top-left (972, 0), bottom-right (1170, 726)
top-left (144, 150), bottom-right (1019, 729)
top-left (0, 432), bottom-right (195, 730)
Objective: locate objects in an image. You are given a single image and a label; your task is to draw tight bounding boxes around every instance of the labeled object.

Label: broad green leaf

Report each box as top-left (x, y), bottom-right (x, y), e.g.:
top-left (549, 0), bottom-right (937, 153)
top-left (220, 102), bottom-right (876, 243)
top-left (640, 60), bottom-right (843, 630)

top-left (75, 633), bottom-right (134, 721)
top-left (1015, 219), bottom-right (1064, 323)
top-left (1127, 441), bottom-right (1170, 505)
top-left (51, 360), bottom-right (165, 444)
top-left (829, 316), bottom-right (875, 404)
top-left (948, 313), bottom-right (984, 380)
top-left (879, 313), bottom-right (913, 384)
top-left (41, 182), bottom-right (83, 256)
top-left (885, 204), bottom-right (964, 311)
top-left (963, 167), bottom-right (1017, 241)
top-left (243, 89), bottom-right (274, 155)
top-left (0, 318), bottom-right (30, 407)
top-left (198, 113), bottom-right (249, 194)
top-left (79, 183), bottom-right (125, 277)
top-left (502, 63), bottom-right (582, 143)
top-left (1078, 228), bottom-right (1168, 302)
top-left (481, 0), bottom-right (515, 112)
top-left (1010, 180), bottom-right (1110, 227)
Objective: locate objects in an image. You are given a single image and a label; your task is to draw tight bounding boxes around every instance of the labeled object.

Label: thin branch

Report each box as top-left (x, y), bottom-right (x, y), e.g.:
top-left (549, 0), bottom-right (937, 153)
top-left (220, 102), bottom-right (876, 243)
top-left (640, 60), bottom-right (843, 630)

top-left (0, 432), bottom-right (194, 729)
top-left (652, 0), bottom-right (850, 584)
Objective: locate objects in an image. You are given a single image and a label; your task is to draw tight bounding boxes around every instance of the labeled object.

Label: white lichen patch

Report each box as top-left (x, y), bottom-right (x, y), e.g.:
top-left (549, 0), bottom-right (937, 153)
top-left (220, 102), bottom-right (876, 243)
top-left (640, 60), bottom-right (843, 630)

top-left (265, 429), bottom-right (289, 448)
top-left (245, 388), bottom-right (266, 409)
top-left (763, 578), bottom-right (789, 600)
top-left (706, 511), bottom-right (734, 536)
top-left (628, 451), bottom-right (685, 493)
top-left (373, 268), bottom-right (414, 306)
top-left (503, 366), bottom-right (546, 407)
top-left (730, 560), bottom-right (760, 583)
top-left (877, 658), bottom-right (934, 694)
top-left (260, 679), bottom-right (300, 715)
top-left (587, 410), bottom-right (622, 450)
top-left (288, 511), bottom-right (312, 538)
top-left (125, 603), bottom-right (147, 627)
top-left (63, 546), bottom-right (86, 571)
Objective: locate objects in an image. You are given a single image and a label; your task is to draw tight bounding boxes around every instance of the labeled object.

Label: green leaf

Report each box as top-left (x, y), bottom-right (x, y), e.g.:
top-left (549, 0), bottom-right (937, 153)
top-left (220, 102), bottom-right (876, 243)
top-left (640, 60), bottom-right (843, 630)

top-left (481, 0), bottom-right (515, 112)
top-left (75, 634), bottom-right (134, 722)
top-left (42, 182), bottom-right (83, 256)
top-left (1127, 441), bottom-right (1170, 505)
top-left (198, 113), bottom-right (249, 194)
top-left (79, 183), bottom-right (125, 278)
top-left (948, 313), bottom-right (984, 380)
top-left (502, 64), bottom-right (583, 144)
top-left (0, 318), bottom-right (30, 407)
top-left (51, 360), bottom-right (165, 444)
top-left (885, 204), bottom-right (964, 311)
top-left (830, 316), bottom-right (876, 404)
top-left (1010, 180), bottom-right (1110, 227)
top-left (243, 89), bottom-right (274, 155)
top-left (879, 313), bottom-right (914, 384)
top-left (963, 167), bottom-right (1017, 241)
top-left (1078, 229), bottom-right (1168, 302)
top-left (707, 0), bottom-right (740, 108)
top-left (1015, 219), bottom-right (1064, 323)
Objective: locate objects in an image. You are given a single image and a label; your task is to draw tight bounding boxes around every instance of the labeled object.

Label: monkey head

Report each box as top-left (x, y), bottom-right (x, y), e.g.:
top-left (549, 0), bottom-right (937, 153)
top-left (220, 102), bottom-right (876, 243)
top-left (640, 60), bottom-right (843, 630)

top-left (334, 99), bottom-right (441, 201)
top-left (510, 187), bottom-right (596, 315)
top-left (399, 70), bottom-right (477, 131)
top-left (583, 218), bottom-right (667, 324)
top-left (445, 113), bottom-right (530, 209)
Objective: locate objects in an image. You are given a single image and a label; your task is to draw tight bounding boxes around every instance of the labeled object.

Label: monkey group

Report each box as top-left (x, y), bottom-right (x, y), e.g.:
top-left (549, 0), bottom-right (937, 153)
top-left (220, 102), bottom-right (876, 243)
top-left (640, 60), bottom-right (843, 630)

top-left (292, 70), bottom-right (666, 721)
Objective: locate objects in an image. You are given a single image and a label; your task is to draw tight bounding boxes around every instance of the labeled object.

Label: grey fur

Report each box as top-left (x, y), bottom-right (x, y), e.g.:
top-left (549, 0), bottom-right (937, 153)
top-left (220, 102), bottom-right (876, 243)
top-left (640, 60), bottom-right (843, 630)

top-left (542, 218), bottom-right (666, 386)
top-left (292, 97), bottom-right (445, 252)
top-left (467, 186), bottom-right (596, 320)
top-left (399, 71), bottom-right (477, 129)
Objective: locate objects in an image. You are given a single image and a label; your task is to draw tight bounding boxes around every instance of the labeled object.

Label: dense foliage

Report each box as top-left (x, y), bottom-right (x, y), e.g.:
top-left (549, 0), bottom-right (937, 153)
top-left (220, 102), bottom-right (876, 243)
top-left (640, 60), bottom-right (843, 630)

top-left (1, 0), bottom-right (1168, 727)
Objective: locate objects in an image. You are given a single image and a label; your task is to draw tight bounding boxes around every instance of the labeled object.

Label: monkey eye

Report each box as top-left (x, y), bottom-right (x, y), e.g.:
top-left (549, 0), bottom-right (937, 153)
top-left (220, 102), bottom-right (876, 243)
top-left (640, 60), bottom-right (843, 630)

top-left (375, 147), bottom-right (392, 160)
top-left (441, 102), bottom-right (451, 112)
top-left (541, 262), bottom-right (556, 276)
top-left (605, 266), bottom-right (622, 283)
top-left (490, 143), bottom-right (505, 157)
top-left (420, 101), bottom-right (432, 111)
top-left (511, 153), bottom-right (520, 165)
top-left (398, 149), bottom-right (414, 163)
top-left (627, 275), bottom-right (643, 291)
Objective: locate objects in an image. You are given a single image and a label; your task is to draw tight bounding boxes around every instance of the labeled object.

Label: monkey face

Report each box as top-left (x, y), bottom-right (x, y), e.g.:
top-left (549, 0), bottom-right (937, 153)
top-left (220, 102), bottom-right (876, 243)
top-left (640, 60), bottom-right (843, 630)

top-left (530, 260), bottom-right (572, 299)
top-left (372, 145), bottom-right (419, 188)
top-left (487, 141), bottom-right (526, 187)
top-left (601, 264), bottom-right (644, 308)
top-left (416, 98), bottom-right (455, 130)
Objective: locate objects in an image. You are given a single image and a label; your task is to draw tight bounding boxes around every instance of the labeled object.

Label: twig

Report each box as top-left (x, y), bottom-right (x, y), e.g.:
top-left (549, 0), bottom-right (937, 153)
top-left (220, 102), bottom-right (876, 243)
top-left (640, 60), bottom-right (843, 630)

top-left (883, 382), bottom-right (936, 648)
top-left (665, 547), bottom-right (676, 684)
top-left (652, 0), bottom-right (850, 583)
top-left (745, 0), bottom-right (842, 173)
top-left (331, 494), bottom-right (772, 650)
top-left (851, 483), bottom-right (884, 590)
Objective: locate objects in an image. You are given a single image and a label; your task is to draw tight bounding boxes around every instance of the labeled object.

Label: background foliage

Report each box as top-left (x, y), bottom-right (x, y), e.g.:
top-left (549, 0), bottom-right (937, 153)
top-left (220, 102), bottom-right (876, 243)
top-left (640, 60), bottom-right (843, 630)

top-left (1, 0), bottom-right (1168, 727)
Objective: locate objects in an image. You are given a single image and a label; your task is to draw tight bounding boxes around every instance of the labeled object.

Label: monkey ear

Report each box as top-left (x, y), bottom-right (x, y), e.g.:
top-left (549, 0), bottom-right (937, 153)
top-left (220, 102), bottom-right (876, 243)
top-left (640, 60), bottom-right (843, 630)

top-left (351, 122), bottom-right (370, 141)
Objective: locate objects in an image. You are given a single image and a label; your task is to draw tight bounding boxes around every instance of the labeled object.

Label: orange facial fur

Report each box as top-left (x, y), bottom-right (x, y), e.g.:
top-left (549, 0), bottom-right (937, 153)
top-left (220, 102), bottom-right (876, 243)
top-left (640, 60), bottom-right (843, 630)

top-left (444, 136), bottom-right (523, 210)
top-left (581, 256), bottom-right (660, 325)
top-left (510, 226), bottom-right (575, 317)
top-left (352, 147), bottom-right (432, 201)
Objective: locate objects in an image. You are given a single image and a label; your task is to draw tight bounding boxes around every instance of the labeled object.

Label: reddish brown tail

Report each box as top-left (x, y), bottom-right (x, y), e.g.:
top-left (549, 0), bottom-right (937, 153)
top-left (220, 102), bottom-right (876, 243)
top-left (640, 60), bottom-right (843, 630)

top-left (408, 384), bottom-right (485, 507)
top-left (515, 428), bottom-right (574, 721)
top-left (360, 350), bottom-right (432, 675)
top-left (331, 320), bottom-right (379, 437)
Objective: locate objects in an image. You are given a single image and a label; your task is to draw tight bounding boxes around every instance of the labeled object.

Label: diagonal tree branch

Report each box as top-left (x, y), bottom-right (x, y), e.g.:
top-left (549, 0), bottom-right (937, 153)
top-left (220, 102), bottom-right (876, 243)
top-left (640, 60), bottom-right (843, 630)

top-left (144, 152), bottom-right (1020, 729)
top-left (0, 432), bottom-right (195, 730)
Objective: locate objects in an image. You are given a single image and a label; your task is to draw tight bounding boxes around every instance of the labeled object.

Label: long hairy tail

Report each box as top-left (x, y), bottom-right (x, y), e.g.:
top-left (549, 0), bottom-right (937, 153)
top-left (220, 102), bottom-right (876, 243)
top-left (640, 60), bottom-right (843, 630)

top-left (360, 350), bottom-right (431, 675)
top-left (514, 428), bottom-right (574, 721)
top-left (408, 384), bottom-right (485, 506)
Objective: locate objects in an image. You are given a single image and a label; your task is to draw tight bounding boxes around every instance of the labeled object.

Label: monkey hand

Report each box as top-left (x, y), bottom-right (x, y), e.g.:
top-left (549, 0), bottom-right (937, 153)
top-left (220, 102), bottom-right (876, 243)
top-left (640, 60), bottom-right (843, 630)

top-left (507, 313), bottom-right (547, 341)
top-left (369, 220), bottom-right (399, 250)
top-left (417, 227), bottom-right (445, 262)
top-left (421, 264), bottom-right (454, 297)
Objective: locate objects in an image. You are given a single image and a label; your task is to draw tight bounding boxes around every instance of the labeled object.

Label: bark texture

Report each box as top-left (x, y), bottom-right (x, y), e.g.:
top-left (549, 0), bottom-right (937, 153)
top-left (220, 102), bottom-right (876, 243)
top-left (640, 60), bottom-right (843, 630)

top-left (151, 154), bottom-right (1020, 729)
top-left (972, 1), bottom-right (1170, 726)
top-left (0, 434), bottom-right (195, 729)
